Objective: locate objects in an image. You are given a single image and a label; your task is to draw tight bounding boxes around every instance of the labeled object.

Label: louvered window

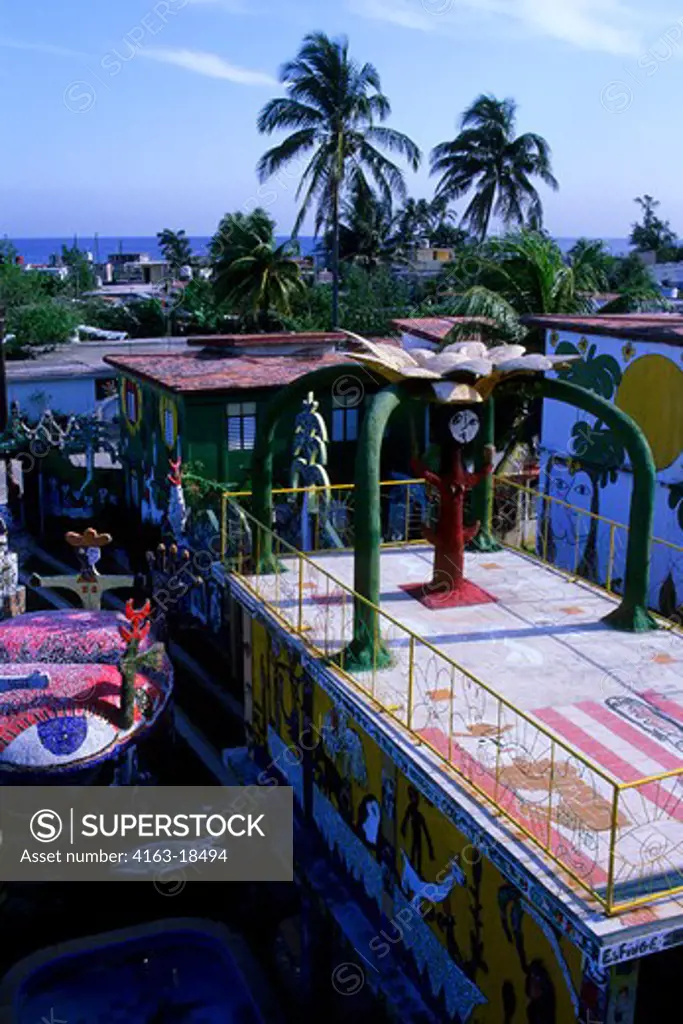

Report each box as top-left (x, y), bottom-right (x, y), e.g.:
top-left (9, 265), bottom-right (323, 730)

top-left (227, 402), bottom-right (257, 451)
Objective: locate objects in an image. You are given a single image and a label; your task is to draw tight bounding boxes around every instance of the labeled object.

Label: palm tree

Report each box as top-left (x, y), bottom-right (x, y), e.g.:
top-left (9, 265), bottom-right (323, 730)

top-left (157, 229), bottom-right (193, 277)
top-left (445, 231), bottom-right (597, 348)
top-left (430, 95), bottom-right (558, 241)
top-left (393, 196), bottom-right (466, 255)
top-left (215, 239), bottom-right (305, 322)
top-left (256, 32), bottom-right (421, 326)
top-left (337, 178), bottom-right (398, 268)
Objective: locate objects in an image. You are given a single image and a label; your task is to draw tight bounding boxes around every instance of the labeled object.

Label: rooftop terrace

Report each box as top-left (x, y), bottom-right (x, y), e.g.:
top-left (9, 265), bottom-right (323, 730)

top-left (221, 478), bottom-right (683, 934)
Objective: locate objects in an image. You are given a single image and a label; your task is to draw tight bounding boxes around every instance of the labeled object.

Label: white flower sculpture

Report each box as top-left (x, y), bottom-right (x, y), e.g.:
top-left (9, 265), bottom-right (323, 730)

top-left (344, 332), bottom-right (578, 403)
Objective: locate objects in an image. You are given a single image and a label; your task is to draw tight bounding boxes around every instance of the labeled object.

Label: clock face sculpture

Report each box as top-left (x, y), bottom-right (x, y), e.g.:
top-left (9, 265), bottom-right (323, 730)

top-left (449, 409), bottom-right (480, 445)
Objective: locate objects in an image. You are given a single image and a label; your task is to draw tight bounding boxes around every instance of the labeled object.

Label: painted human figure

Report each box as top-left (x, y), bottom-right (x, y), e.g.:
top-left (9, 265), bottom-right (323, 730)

top-left (400, 784), bottom-right (434, 876)
top-left (412, 408), bottom-right (494, 597)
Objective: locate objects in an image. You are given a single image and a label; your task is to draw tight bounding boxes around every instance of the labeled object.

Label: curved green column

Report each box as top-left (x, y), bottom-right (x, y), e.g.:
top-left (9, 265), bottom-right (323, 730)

top-left (469, 397), bottom-right (501, 552)
top-left (251, 363), bottom-right (360, 573)
top-left (509, 376), bottom-right (658, 632)
top-left (341, 383), bottom-right (415, 671)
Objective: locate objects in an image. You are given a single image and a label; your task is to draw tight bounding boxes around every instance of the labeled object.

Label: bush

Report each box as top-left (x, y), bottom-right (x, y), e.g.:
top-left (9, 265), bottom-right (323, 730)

top-left (6, 301), bottom-right (79, 356)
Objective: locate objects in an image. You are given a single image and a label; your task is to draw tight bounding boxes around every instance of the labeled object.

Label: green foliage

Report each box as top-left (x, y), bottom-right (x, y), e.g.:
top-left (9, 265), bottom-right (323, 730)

top-left (442, 231), bottom-right (592, 347)
top-left (340, 265), bottom-right (411, 335)
top-left (256, 31), bottom-right (421, 320)
top-left (393, 196), bottom-right (471, 254)
top-left (210, 207), bottom-right (304, 322)
top-left (210, 208), bottom-right (276, 269)
top-left (75, 297), bottom-right (167, 338)
top-left (567, 238), bottom-right (612, 292)
top-left (288, 265), bottom-right (411, 335)
top-left (59, 245), bottom-right (96, 297)
top-left (336, 178), bottom-right (398, 268)
top-left (157, 229), bottom-right (193, 275)
top-left (286, 282), bottom-right (333, 331)
top-left (176, 278), bottom-right (235, 334)
top-left (629, 195), bottom-right (678, 257)
top-left (430, 94), bottom-right (558, 240)
top-left (0, 261), bottom-right (52, 310)
top-left (5, 301), bottom-right (79, 356)
top-left (596, 251), bottom-right (664, 312)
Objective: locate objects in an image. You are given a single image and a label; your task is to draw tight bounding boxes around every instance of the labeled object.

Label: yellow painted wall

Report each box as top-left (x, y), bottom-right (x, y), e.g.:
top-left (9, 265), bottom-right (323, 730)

top-left (249, 618), bottom-right (585, 1023)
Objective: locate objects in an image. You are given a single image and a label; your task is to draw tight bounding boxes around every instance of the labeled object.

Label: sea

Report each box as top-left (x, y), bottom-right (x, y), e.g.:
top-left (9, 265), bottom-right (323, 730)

top-left (6, 235), bottom-right (634, 265)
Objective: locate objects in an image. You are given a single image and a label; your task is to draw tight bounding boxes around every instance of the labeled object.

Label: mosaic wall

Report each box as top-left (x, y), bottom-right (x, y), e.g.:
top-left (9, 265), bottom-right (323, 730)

top-left (249, 617), bottom-right (588, 1023)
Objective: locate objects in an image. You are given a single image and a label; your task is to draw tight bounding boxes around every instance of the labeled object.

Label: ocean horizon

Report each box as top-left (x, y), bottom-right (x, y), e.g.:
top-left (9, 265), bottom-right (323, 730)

top-left (5, 234), bottom-right (634, 265)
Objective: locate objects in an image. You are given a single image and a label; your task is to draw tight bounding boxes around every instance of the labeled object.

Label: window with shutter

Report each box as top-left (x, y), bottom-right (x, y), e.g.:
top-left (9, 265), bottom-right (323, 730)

top-left (227, 402), bottom-right (258, 450)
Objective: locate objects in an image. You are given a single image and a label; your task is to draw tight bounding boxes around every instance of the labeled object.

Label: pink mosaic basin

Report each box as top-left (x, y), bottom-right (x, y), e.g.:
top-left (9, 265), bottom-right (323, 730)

top-left (0, 610), bottom-right (172, 775)
top-left (0, 610), bottom-right (152, 665)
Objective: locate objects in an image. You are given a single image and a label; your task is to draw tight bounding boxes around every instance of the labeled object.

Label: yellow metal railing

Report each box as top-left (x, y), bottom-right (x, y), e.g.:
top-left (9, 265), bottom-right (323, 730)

top-left (492, 475), bottom-right (683, 623)
top-left (219, 475), bottom-right (683, 627)
top-left (223, 499), bottom-right (683, 915)
top-left (220, 478), bottom-right (430, 563)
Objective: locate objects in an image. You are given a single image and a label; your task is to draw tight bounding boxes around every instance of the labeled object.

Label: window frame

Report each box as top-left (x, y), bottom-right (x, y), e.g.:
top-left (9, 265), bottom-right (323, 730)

top-left (227, 401), bottom-right (257, 452)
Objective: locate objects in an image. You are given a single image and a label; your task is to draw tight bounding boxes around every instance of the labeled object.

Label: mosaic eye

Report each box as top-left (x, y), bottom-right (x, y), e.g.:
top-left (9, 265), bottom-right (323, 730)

top-left (0, 714), bottom-right (117, 770)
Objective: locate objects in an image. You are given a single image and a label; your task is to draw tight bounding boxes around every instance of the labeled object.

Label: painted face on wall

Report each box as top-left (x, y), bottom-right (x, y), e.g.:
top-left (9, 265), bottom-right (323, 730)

top-left (542, 456), bottom-right (594, 573)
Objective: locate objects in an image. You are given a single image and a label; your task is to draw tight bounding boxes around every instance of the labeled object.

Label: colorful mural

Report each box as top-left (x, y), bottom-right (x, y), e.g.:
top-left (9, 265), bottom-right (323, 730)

top-left (542, 332), bottom-right (683, 618)
top-left (0, 609), bottom-right (172, 781)
top-left (248, 617), bottom-right (585, 1023)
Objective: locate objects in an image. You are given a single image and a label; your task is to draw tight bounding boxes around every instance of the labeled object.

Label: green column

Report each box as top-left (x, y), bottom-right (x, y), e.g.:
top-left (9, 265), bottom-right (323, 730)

top-left (529, 377), bottom-right (657, 632)
top-left (341, 383), bottom-right (413, 671)
top-left (468, 397), bottom-right (501, 552)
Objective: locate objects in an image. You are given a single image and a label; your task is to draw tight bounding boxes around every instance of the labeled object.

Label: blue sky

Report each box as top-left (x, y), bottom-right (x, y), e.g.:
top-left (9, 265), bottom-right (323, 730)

top-left (2, 0), bottom-right (683, 239)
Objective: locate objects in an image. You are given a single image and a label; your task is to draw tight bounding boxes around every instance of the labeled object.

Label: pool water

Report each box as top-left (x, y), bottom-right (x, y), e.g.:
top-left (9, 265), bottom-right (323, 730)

top-left (18, 928), bottom-right (264, 1023)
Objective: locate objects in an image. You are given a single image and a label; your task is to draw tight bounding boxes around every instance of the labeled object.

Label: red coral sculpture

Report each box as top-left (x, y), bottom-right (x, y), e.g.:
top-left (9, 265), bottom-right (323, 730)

top-left (168, 458), bottom-right (182, 488)
top-left (119, 599), bottom-right (152, 645)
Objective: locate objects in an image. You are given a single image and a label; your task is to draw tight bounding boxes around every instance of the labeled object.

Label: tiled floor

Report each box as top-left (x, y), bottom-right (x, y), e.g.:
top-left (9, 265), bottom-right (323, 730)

top-left (246, 545), bottom-right (683, 902)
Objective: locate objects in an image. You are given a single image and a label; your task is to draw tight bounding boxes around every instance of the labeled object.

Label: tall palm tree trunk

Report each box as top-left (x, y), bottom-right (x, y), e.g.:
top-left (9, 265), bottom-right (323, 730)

top-left (331, 165), bottom-right (341, 328)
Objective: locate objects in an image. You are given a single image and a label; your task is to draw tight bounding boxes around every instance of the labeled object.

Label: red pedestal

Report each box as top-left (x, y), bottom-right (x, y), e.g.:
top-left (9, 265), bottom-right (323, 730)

top-left (400, 579), bottom-right (497, 609)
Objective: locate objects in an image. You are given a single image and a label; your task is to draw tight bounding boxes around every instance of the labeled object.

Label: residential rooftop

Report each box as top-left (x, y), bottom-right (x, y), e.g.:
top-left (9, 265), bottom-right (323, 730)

top-left (524, 313), bottom-right (683, 344)
top-left (6, 337), bottom-right (191, 382)
top-left (187, 331), bottom-right (346, 350)
top-left (103, 351), bottom-right (351, 394)
top-left (391, 316), bottom-right (495, 344)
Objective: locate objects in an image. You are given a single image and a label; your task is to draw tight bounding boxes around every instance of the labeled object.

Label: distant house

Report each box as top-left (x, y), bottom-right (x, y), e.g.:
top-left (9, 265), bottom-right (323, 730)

top-left (526, 313), bottom-right (683, 618)
top-left (6, 338), bottom-right (189, 421)
top-left (104, 332), bottom-right (424, 530)
top-left (107, 252), bottom-right (170, 285)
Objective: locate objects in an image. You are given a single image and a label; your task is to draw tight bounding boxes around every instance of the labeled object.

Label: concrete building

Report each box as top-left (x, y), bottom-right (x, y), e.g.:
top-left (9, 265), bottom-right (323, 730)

top-left (6, 337), bottom-right (191, 421)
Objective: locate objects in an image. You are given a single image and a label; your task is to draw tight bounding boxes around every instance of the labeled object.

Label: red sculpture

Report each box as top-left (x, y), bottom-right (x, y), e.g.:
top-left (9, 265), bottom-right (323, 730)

top-left (402, 443), bottom-right (497, 609)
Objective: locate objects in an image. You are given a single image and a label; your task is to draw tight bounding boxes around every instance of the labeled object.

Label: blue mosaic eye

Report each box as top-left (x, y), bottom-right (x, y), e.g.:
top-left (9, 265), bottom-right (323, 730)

top-left (0, 714), bottom-right (117, 770)
top-left (37, 716), bottom-right (88, 757)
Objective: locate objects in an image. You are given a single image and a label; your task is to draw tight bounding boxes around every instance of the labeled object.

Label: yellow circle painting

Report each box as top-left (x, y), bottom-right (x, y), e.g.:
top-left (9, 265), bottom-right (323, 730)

top-left (616, 354), bottom-right (683, 470)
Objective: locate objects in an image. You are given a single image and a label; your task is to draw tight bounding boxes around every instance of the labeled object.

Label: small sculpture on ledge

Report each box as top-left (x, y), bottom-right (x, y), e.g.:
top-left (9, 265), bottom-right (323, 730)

top-left (118, 599), bottom-right (165, 729)
top-left (30, 527), bottom-right (135, 611)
